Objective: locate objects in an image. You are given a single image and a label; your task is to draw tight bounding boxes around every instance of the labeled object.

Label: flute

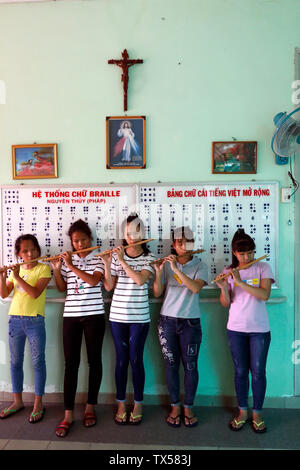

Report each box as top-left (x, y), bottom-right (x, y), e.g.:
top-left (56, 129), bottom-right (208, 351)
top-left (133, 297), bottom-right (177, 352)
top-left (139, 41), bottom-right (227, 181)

top-left (0, 238), bottom-right (154, 270)
top-left (94, 238), bottom-right (154, 258)
top-left (149, 248), bottom-right (205, 266)
top-left (211, 254), bottom-right (268, 283)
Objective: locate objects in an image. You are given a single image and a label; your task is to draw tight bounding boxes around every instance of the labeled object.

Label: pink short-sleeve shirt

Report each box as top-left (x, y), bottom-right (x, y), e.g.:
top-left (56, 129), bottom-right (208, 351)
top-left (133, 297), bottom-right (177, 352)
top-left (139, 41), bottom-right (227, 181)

top-left (222, 262), bottom-right (275, 333)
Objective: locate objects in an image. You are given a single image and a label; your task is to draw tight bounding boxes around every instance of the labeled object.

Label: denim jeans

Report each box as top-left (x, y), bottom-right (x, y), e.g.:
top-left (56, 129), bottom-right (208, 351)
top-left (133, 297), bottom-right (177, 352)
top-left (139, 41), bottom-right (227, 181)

top-left (110, 321), bottom-right (150, 403)
top-left (227, 329), bottom-right (271, 412)
top-left (8, 315), bottom-right (46, 396)
top-left (158, 315), bottom-right (202, 407)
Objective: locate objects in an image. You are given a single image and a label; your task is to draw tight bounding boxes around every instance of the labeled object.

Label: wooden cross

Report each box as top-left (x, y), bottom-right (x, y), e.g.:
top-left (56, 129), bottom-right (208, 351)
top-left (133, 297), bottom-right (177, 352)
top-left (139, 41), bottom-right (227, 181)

top-left (108, 49), bottom-right (143, 111)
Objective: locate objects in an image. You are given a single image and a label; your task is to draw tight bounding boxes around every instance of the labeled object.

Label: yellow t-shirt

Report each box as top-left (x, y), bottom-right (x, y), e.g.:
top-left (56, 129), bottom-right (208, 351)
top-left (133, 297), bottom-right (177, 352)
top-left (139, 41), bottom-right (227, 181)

top-left (8, 263), bottom-right (52, 317)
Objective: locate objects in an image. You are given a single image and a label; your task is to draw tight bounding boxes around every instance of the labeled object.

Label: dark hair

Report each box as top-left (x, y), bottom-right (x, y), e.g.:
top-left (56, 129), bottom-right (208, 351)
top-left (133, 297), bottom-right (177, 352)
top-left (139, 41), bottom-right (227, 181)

top-left (230, 228), bottom-right (255, 268)
top-left (15, 234), bottom-right (41, 258)
top-left (121, 213), bottom-right (149, 255)
top-left (171, 226), bottom-right (194, 254)
top-left (67, 219), bottom-right (93, 250)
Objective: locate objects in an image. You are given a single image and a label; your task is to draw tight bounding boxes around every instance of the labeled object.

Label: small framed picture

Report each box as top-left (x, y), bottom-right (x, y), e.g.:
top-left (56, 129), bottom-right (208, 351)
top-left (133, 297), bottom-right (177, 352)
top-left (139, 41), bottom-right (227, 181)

top-left (212, 141), bottom-right (257, 174)
top-left (106, 116), bottom-right (146, 169)
top-left (12, 143), bottom-right (58, 180)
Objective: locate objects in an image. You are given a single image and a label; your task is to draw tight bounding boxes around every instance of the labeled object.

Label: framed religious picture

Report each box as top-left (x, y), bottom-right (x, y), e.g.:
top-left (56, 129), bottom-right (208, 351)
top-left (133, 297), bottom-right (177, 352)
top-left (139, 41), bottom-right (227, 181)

top-left (106, 116), bottom-right (146, 169)
top-left (12, 143), bottom-right (58, 179)
top-left (212, 141), bottom-right (257, 174)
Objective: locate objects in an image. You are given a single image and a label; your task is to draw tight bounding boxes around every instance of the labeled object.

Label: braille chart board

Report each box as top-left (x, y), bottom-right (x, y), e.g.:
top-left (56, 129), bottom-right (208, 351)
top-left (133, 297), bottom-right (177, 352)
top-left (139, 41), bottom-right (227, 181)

top-left (0, 182), bottom-right (278, 287)
top-left (138, 182), bottom-right (278, 287)
top-left (0, 185), bottom-right (136, 285)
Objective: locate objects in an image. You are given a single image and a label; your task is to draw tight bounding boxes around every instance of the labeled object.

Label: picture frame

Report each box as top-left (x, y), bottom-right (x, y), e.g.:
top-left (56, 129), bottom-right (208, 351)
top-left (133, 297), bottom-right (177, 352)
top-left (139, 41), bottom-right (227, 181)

top-left (12, 143), bottom-right (58, 180)
top-left (212, 141), bottom-right (257, 174)
top-left (106, 116), bottom-right (146, 169)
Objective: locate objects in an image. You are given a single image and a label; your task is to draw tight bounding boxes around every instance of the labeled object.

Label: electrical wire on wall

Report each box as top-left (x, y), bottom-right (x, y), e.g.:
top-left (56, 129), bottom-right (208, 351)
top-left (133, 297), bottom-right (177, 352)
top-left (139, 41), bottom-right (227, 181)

top-left (288, 154), bottom-right (300, 199)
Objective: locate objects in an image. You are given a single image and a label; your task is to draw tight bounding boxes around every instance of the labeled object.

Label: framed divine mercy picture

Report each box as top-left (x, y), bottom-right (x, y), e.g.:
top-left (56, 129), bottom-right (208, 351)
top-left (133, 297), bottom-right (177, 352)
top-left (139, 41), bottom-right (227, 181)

top-left (106, 116), bottom-right (146, 169)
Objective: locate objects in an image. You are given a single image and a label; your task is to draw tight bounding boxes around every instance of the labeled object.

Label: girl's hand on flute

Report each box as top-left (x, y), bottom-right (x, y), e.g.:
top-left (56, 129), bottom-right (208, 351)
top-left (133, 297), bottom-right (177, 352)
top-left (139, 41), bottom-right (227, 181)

top-left (152, 259), bottom-right (165, 272)
top-left (100, 252), bottom-right (112, 266)
top-left (230, 268), bottom-right (243, 286)
top-left (51, 258), bottom-right (62, 271)
top-left (114, 245), bottom-right (125, 263)
top-left (215, 274), bottom-right (228, 289)
top-left (166, 255), bottom-right (178, 273)
top-left (11, 264), bottom-right (20, 280)
top-left (61, 251), bottom-right (73, 268)
top-left (0, 266), bottom-right (8, 277)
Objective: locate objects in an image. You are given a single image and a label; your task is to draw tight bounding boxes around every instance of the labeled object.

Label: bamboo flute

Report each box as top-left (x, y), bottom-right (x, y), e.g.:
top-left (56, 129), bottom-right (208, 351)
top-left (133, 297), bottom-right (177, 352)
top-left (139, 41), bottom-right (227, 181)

top-left (149, 248), bottom-right (205, 266)
top-left (1, 238), bottom-right (154, 270)
top-left (94, 238), bottom-right (154, 258)
top-left (211, 254), bottom-right (268, 283)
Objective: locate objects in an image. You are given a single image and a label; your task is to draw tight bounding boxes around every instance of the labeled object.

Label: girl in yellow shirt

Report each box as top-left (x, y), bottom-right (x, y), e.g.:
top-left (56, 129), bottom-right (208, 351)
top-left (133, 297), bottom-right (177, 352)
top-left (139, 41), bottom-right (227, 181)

top-left (0, 234), bottom-right (51, 423)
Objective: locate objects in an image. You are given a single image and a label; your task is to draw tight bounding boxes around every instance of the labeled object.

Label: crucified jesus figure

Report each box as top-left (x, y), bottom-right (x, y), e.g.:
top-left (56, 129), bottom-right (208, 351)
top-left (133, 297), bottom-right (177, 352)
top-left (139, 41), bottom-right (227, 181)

top-left (108, 49), bottom-right (143, 111)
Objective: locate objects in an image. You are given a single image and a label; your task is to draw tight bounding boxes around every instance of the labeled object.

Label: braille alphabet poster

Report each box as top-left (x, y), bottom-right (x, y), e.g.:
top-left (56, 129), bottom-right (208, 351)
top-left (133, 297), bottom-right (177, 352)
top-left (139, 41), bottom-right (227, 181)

top-left (0, 182), bottom-right (278, 287)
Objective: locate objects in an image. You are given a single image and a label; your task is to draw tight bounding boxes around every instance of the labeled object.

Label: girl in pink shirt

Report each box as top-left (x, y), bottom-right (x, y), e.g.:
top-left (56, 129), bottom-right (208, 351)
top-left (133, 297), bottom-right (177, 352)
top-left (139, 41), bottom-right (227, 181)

top-left (216, 229), bottom-right (274, 434)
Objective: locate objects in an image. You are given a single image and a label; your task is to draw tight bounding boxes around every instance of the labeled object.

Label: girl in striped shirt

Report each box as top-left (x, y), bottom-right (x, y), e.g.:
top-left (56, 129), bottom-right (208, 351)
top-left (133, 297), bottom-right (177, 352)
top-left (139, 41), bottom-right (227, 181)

top-left (106, 214), bottom-right (156, 425)
top-left (52, 219), bottom-right (111, 438)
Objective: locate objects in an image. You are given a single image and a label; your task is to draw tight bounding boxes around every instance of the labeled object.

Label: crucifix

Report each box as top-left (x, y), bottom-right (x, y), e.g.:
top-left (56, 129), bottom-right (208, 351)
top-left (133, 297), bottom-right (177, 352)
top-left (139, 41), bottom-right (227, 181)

top-left (108, 49), bottom-right (143, 111)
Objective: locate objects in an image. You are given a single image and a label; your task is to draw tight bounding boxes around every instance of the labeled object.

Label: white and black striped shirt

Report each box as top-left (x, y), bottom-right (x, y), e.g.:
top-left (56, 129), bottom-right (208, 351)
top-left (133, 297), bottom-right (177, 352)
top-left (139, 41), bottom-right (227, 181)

top-left (109, 251), bottom-right (156, 323)
top-left (61, 253), bottom-right (105, 317)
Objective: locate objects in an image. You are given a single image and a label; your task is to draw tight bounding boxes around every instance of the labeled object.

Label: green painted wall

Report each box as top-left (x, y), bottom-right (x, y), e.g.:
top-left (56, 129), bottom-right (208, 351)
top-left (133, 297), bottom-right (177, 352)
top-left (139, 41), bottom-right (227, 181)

top-left (0, 0), bottom-right (298, 401)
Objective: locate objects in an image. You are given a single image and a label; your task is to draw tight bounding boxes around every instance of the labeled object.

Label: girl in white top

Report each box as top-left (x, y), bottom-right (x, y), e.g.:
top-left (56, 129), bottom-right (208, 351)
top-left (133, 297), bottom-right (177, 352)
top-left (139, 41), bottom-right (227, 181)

top-left (105, 214), bottom-right (156, 425)
top-left (52, 219), bottom-right (111, 438)
top-left (153, 226), bottom-right (208, 428)
top-left (216, 229), bottom-right (275, 434)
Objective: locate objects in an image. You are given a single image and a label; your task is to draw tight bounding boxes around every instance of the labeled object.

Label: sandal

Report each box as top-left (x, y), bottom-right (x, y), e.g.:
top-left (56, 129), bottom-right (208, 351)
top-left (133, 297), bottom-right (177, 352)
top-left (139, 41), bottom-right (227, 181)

top-left (55, 420), bottom-right (73, 438)
top-left (228, 417), bottom-right (248, 431)
top-left (129, 412), bottom-right (142, 425)
top-left (183, 414), bottom-right (198, 428)
top-left (29, 408), bottom-right (46, 424)
top-left (0, 406), bottom-right (25, 420)
top-left (251, 419), bottom-right (267, 433)
top-left (165, 414), bottom-right (181, 428)
top-left (114, 411), bottom-right (127, 425)
top-left (83, 411), bottom-right (97, 428)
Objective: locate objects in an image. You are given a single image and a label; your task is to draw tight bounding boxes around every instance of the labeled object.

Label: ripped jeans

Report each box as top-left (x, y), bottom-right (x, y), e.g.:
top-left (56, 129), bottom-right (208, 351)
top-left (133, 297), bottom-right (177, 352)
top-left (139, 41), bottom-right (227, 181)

top-left (227, 329), bottom-right (271, 412)
top-left (110, 321), bottom-right (150, 403)
top-left (8, 315), bottom-right (46, 396)
top-left (158, 315), bottom-right (202, 408)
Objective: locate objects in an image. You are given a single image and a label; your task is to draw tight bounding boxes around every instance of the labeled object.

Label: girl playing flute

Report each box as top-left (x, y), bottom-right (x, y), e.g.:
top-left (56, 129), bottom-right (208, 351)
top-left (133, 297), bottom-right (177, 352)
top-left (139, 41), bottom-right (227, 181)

top-left (0, 234), bottom-right (51, 423)
top-left (106, 214), bottom-right (156, 425)
top-left (52, 219), bottom-right (111, 438)
top-left (153, 226), bottom-right (208, 428)
top-left (215, 228), bottom-right (275, 433)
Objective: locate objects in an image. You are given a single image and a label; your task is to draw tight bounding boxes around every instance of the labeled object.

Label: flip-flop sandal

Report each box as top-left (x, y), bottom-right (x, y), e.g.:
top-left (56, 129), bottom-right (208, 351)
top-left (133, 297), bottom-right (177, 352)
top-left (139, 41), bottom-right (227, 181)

top-left (114, 411), bottom-right (127, 425)
top-left (0, 406), bottom-right (25, 420)
top-left (129, 412), bottom-right (143, 425)
top-left (251, 419), bottom-right (267, 433)
top-left (183, 415), bottom-right (198, 428)
top-left (55, 420), bottom-right (73, 438)
top-left (166, 414), bottom-right (181, 428)
top-left (228, 417), bottom-right (248, 431)
top-left (83, 412), bottom-right (97, 428)
top-left (29, 408), bottom-right (46, 424)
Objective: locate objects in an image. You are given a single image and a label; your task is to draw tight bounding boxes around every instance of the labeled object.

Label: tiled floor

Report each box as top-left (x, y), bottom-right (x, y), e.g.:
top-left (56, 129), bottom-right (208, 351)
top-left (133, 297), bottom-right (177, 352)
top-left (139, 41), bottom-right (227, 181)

top-left (0, 403), bottom-right (299, 450)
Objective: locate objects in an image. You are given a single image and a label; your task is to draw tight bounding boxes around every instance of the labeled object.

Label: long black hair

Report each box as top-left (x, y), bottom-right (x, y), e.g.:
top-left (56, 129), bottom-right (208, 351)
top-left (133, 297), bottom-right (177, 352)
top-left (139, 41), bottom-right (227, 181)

top-left (67, 219), bottom-right (93, 250)
top-left (230, 228), bottom-right (255, 268)
top-left (15, 234), bottom-right (41, 258)
top-left (121, 213), bottom-right (150, 255)
top-left (170, 226), bottom-right (194, 254)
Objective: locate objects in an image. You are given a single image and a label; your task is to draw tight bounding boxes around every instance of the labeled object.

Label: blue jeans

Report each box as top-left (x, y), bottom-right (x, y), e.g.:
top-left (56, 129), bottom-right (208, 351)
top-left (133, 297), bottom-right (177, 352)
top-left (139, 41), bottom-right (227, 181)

top-left (110, 321), bottom-right (150, 403)
top-left (158, 315), bottom-right (202, 407)
top-left (227, 329), bottom-right (271, 412)
top-left (8, 315), bottom-right (46, 396)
